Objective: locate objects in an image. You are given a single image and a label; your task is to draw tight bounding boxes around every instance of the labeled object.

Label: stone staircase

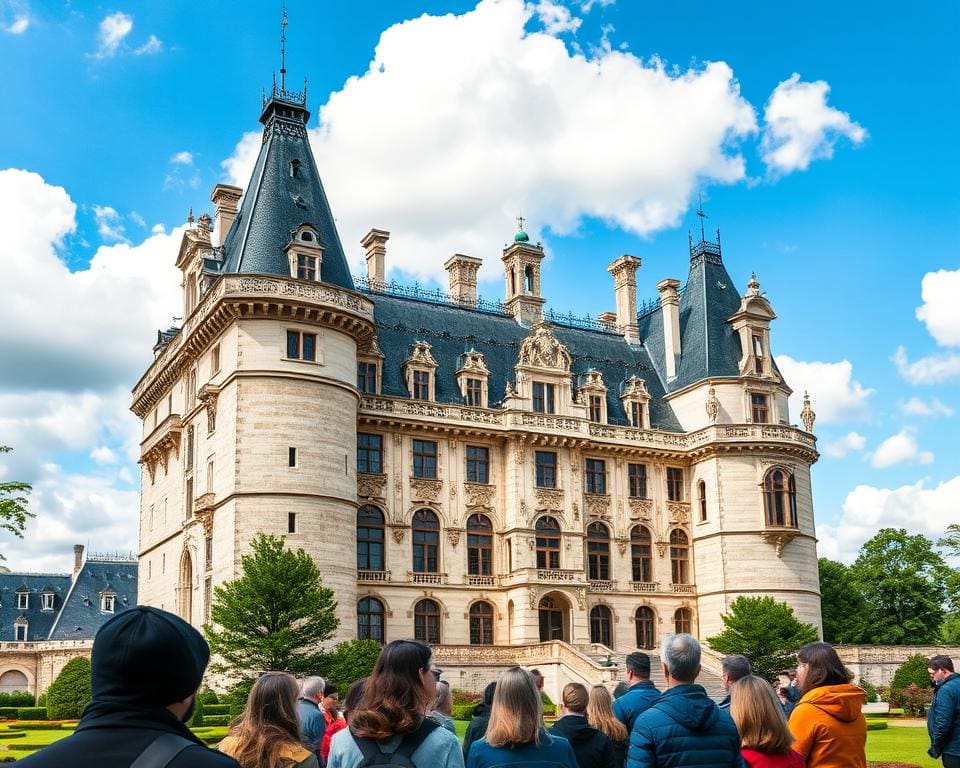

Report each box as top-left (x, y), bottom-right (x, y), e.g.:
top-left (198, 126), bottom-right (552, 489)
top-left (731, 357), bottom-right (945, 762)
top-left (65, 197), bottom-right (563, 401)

top-left (590, 649), bottom-right (727, 702)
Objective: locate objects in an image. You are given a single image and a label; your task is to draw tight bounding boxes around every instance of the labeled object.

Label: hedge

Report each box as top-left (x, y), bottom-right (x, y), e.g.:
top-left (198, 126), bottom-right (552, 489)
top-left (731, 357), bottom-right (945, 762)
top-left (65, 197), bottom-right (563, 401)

top-left (15, 708), bottom-right (47, 720)
top-left (202, 715), bottom-right (231, 727)
top-left (203, 704), bottom-right (229, 716)
top-left (0, 733), bottom-right (25, 740)
top-left (190, 697), bottom-right (205, 727)
top-left (452, 703), bottom-right (477, 721)
top-left (0, 708), bottom-right (17, 719)
top-left (46, 656), bottom-right (92, 719)
top-left (866, 721), bottom-right (889, 731)
top-left (0, 692), bottom-right (34, 708)
top-left (197, 688), bottom-right (220, 705)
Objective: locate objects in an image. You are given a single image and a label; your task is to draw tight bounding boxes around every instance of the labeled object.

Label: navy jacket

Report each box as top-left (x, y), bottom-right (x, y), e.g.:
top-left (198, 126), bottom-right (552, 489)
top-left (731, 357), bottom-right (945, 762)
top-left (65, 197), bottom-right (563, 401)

top-left (548, 715), bottom-right (617, 768)
top-left (929, 673), bottom-right (960, 758)
top-left (463, 703), bottom-right (492, 762)
top-left (467, 731), bottom-right (579, 768)
top-left (613, 681), bottom-right (661, 735)
top-left (627, 684), bottom-right (744, 768)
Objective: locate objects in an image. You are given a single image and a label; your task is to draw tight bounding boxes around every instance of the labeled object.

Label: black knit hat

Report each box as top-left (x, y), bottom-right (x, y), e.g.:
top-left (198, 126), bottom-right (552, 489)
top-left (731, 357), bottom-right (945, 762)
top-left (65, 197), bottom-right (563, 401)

top-left (90, 606), bottom-right (210, 708)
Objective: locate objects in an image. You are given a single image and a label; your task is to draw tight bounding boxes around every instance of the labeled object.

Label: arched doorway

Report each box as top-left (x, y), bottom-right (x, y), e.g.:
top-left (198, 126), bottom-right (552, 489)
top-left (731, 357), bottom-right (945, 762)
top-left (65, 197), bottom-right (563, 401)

top-left (589, 605), bottom-right (613, 647)
top-left (0, 670), bottom-right (28, 694)
top-left (178, 549), bottom-right (194, 624)
top-left (538, 593), bottom-right (569, 642)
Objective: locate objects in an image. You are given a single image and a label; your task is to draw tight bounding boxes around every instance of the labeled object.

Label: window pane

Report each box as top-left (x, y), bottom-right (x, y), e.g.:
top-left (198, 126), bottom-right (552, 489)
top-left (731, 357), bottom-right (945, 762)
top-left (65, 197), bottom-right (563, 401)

top-left (287, 330), bottom-right (299, 359)
top-left (302, 333), bottom-right (316, 362)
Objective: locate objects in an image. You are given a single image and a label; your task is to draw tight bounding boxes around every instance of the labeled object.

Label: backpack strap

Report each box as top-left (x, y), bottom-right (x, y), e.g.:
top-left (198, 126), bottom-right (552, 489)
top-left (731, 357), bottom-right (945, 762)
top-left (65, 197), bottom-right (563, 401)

top-left (129, 734), bottom-right (195, 768)
top-left (351, 733), bottom-right (386, 763)
top-left (393, 718), bottom-right (439, 760)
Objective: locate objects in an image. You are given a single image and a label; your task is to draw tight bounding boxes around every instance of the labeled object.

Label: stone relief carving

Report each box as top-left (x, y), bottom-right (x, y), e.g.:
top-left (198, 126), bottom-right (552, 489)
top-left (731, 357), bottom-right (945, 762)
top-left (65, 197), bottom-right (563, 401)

top-left (517, 322), bottom-right (572, 371)
top-left (761, 529), bottom-right (800, 557)
top-left (667, 501), bottom-right (691, 524)
top-left (705, 387), bottom-right (720, 423)
top-left (463, 483), bottom-right (495, 508)
top-left (575, 588), bottom-right (587, 610)
top-left (447, 528), bottom-right (463, 547)
top-left (584, 494), bottom-right (611, 518)
top-left (391, 526), bottom-right (406, 544)
top-left (410, 479), bottom-right (442, 502)
top-left (357, 473), bottom-right (387, 499)
top-left (403, 340), bottom-right (439, 369)
top-left (197, 384), bottom-right (219, 433)
top-left (534, 488), bottom-right (564, 511)
top-left (628, 498), bottom-right (654, 520)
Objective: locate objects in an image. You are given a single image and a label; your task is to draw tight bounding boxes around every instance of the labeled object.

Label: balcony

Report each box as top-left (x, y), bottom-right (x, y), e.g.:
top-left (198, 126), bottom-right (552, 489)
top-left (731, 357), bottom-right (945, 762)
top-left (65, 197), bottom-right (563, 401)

top-left (672, 583), bottom-right (696, 594)
top-left (536, 569), bottom-right (582, 583)
top-left (464, 575), bottom-right (496, 587)
top-left (630, 581), bottom-right (659, 593)
top-left (358, 570), bottom-right (391, 583)
top-left (588, 580), bottom-right (616, 592)
top-left (410, 572), bottom-right (446, 585)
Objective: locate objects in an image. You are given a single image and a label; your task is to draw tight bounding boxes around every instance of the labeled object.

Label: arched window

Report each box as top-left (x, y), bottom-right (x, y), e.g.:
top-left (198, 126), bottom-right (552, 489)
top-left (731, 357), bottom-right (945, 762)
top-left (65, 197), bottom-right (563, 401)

top-left (631, 525), bottom-right (653, 583)
top-left (289, 159), bottom-right (301, 178)
top-left (674, 607), bottom-right (693, 634)
top-left (0, 670), bottom-right (28, 694)
top-left (412, 509), bottom-right (440, 573)
top-left (763, 469), bottom-right (798, 527)
top-left (635, 606), bottom-right (655, 649)
top-left (586, 522), bottom-right (611, 581)
top-left (178, 550), bottom-right (193, 624)
top-left (357, 506), bottom-right (385, 572)
top-left (670, 529), bottom-right (689, 585)
top-left (698, 480), bottom-right (707, 523)
top-left (535, 516), bottom-right (561, 570)
top-left (524, 265), bottom-right (534, 293)
top-left (469, 601), bottom-right (494, 645)
top-left (414, 599), bottom-right (441, 644)
top-left (357, 597), bottom-right (385, 644)
top-left (467, 514), bottom-right (493, 576)
top-left (589, 605), bottom-right (612, 647)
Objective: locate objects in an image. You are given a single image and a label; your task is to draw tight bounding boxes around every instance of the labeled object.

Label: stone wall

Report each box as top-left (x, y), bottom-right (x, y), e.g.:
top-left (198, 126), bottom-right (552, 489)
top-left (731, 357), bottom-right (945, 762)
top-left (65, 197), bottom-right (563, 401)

top-left (837, 644), bottom-right (960, 687)
top-left (0, 641), bottom-right (93, 697)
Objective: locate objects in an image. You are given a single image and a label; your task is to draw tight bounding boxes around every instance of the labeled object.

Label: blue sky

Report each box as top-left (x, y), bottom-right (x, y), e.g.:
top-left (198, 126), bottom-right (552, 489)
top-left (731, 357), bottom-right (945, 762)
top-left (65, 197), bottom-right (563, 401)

top-left (0, 0), bottom-right (957, 571)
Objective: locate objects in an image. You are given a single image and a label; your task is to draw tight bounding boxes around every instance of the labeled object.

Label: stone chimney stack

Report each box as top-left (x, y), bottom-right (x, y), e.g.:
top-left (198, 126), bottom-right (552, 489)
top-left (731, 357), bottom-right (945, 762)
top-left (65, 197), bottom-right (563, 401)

top-left (73, 544), bottom-right (84, 579)
top-left (361, 229), bottom-right (390, 284)
top-left (443, 253), bottom-right (483, 305)
top-left (608, 255), bottom-right (642, 343)
top-left (210, 184), bottom-right (243, 248)
top-left (657, 278), bottom-right (682, 379)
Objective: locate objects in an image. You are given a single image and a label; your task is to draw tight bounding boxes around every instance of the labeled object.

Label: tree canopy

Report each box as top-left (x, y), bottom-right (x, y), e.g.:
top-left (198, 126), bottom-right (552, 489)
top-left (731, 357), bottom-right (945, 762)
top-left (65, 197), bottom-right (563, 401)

top-left (205, 534), bottom-right (338, 677)
top-left (0, 446), bottom-right (33, 560)
top-left (706, 596), bottom-right (819, 680)
top-left (818, 558), bottom-right (870, 644)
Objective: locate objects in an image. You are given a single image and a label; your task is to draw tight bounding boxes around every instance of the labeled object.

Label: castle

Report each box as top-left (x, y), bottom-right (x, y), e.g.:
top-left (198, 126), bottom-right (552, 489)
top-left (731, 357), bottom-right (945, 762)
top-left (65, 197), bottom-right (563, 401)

top-left (131, 71), bottom-right (821, 675)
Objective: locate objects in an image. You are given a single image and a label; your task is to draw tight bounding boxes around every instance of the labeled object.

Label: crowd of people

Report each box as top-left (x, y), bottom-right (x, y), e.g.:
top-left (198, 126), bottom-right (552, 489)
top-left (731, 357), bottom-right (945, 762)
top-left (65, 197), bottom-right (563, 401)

top-left (18, 605), bottom-right (960, 768)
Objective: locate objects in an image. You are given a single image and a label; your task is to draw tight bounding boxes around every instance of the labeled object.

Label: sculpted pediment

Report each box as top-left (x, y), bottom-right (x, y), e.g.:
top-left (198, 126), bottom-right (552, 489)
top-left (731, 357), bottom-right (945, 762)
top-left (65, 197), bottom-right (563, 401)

top-left (517, 322), bottom-right (571, 372)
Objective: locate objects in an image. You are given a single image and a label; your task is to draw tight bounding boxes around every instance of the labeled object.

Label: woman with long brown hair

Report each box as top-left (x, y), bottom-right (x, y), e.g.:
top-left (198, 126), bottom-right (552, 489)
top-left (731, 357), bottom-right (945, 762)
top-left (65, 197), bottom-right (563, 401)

top-left (217, 672), bottom-right (318, 768)
top-left (587, 685), bottom-right (628, 767)
top-left (325, 639), bottom-right (463, 768)
top-left (730, 676), bottom-right (803, 767)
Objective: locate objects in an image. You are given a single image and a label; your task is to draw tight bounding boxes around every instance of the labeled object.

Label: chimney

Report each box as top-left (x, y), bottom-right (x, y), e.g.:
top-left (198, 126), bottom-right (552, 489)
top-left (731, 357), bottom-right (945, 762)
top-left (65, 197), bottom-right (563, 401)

top-left (73, 544), bottom-right (85, 579)
top-left (443, 253), bottom-right (483, 305)
top-left (657, 278), bottom-right (682, 379)
top-left (597, 311), bottom-right (618, 329)
top-left (608, 255), bottom-right (641, 343)
top-left (210, 184), bottom-right (243, 248)
top-left (361, 229), bottom-right (390, 284)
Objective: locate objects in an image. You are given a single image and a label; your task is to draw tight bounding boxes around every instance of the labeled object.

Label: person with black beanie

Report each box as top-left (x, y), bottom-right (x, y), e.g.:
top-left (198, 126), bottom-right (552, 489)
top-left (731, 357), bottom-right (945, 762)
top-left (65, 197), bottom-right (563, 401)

top-left (16, 606), bottom-right (239, 768)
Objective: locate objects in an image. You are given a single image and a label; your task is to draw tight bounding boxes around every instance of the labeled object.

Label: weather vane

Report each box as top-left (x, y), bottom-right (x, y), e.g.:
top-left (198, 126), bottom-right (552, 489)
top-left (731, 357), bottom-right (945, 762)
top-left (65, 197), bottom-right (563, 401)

top-left (696, 192), bottom-right (707, 242)
top-left (517, 214), bottom-right (525, 231)
top-left (280, 2), bottom-right (288, 90)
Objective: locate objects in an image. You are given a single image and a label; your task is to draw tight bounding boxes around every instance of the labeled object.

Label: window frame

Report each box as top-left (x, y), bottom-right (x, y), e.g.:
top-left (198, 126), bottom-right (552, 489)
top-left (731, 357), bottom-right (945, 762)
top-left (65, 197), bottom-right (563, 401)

top-left (40, 593), bottom-right (54, 612)
top-left (358, 596), bottom-right (386, 644)
top-left (532, 381), bottom-right (556, 414)
top-left (589, 395), bottom-right (603, 423)
top-left (751, 393), bottom-right (770, 424)
top-left (465, 445), bottom-right (490, 485)
top-left (628, 463), bottom-right (648, 499)
top-left (698, 480), bottom-right (707, 523)
top-left (465, 377), bottom-right (484, 407)
top-left (15, 592), bottom-right (28, 611)
top-left (286, 330), bottom-right (317, 362)
top-left (586, 522), bottom-right (611, 581)
top-left (670, 529), bottom-right (690, 585)
top-left (636, 606), bottom-right (655, 649)
top-left (535, 516), bottom-right (561, 570)
top-left (585, 458), bottom-right (607, 495)
top-left (412, 439), bottom-right (438, 479)
top-left (589, 604), bottom-right (613, 647)
top-left (466, 514), bottom-right (493, 576)
top-left (675, 607), bottom-right (693, 634)
top-left (357, 505), bottom-right (386, 571)
top-left (469, 601), bottom-right (495, 645)
top-left (357, 361), bottom-right (378, 394)
top-left (412, 509), bottom-right (440, 574)
top-left (412, 369), bottom-right (431, 401)
top-left (357, 433), bottom-right (384, 475)
top-left (631, 525), bottom-right (653, 583)
top-left (666, 467), bottom-right (684, 502)
top-left (535, 451), bottom-right (557, 489)
top-left (13, 622), bottom-right (27, 642)
top-left (414, 598), bottom-right (441, 644)
top-left (763, 469), bottom-right (798, 528)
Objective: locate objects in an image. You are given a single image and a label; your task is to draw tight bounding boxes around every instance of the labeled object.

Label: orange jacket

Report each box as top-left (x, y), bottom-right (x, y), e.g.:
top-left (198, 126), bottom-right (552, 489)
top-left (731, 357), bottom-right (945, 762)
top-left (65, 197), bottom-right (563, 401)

top-left (788, 684), bottom-right (867, 768)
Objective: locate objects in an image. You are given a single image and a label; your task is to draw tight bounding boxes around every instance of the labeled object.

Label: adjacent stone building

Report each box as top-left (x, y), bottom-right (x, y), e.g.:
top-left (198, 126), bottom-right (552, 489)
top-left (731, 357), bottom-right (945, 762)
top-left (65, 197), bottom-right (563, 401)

top-left (132, 73), bottom-right (822, 662)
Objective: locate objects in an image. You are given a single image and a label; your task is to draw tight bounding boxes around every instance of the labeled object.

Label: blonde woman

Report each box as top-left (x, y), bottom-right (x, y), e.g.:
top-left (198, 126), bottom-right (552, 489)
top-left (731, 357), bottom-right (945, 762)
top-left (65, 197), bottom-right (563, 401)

top-left (730, 676), bottom-right (803, 768)
top-left (587, 685), bottom-right (629, 767)
top-left (548, 683), bottom-right (617, 768)
top-left (466, 667), bottom-right (578, 768)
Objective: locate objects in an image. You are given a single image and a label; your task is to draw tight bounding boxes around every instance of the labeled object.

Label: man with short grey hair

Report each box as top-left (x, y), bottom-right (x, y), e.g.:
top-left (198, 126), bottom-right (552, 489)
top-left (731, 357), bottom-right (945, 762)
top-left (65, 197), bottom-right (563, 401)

top-left (718, 654), bottom-right (752, 710)
top-left (627, 634), bottom-right (743, 768)
top-left (298, 675), bottom-right (327, 760)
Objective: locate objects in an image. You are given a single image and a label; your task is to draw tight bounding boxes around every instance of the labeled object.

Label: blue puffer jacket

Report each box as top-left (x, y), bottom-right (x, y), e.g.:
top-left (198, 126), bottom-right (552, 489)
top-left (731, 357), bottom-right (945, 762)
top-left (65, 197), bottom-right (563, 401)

top-left (929, 673), bottom-right (960, 758)
top-left (467, 731), bottom-right (578, 768)
top-left (613, 681), bottom-right (661, 734)
top-left (626, 684), bottom-right (744, 768)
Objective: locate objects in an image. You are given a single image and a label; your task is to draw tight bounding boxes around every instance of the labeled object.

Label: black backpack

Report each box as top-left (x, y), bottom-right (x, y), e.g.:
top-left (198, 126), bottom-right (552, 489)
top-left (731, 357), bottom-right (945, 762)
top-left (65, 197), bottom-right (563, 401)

top-left (353, 718), bottom-right (440, 768)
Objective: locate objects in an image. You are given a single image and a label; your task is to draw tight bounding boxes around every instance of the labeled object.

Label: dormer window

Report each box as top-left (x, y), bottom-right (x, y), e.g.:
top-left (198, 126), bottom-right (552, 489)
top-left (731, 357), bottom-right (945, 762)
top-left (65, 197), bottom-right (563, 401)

top-left (297, 254), bottom-right (319, 281)
top-left (578, 369), bottom-right (608, 424)
top-left (532, 382), bottom-right (555, 414)
top-left (101, 594), bottom-right (116, 613)
top-left (621, 376), bottom-right (651, 429)
top-left (412, 370), bottom-right (430, 400)
top-left (16, 592), bottom-right (28, 610)
top-left (457, 350), bottom-right (489, 408)
top-left (290, 159), bottom-right (301, 178)
top-left (286, 225), bottom-right (323, 282)
top-left (41, 592), bottom-right (54, 612)
top-left (14, 619), bottom-right (27, 642)
top-left (403, 341), bottom-right (438, 403)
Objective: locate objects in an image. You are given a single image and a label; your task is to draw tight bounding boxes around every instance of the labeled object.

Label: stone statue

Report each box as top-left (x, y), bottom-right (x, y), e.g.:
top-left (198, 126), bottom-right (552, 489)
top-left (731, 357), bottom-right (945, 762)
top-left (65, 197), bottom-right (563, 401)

top-left (800, 391), bottom-right (816, 433)
top-left (705, 387), bottom-right (720, 423)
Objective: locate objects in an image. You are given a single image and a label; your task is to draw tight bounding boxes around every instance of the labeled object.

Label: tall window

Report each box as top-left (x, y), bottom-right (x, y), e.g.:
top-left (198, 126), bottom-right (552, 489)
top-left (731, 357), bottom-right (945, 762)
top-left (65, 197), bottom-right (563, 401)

top-left (466, 446), bottom-right (490, 484)
top-left (585, 459), bottom-right (606, 494)
top-left (205, 536), bottom-right (213, 570)
top-left (469, 601), bottom-right (494, 645)
top-left (631, 525), bottom-right (653, 582)
top-left (13, 621), bottom-right (27, 642)
top-left (185, 477), bottom-right (194, 521)
top-left (535, 451), bottom-right (557, 488)
top-left (532, 382), bottom-right (556, 414)
top-left (631, 401), bottom-right (644, 428)
top-left (670, 529), bottom-right (690, 585)
top-left (675, 607), bottom-right (693, 634)
top-left (357, 433), bottom-right (383, 474)
top-left (636, 606), bottom-right (655, 649)
top-left (666, 467), bottom-right (684, 501)
top-left (204, 576), bottom-right (212, 623)
top-left (357, 506), bottom-right (386, 571)
top-left (286, 330), bottom-right (317, 361)
top-left (465, 378), bottom-right (483, 407)
top-left (589, 605), bottom-right (612, 647)
top-left (698, 480), bottom-right (707, 522)
top-left (358, 597), bottom-right (385, 644)
top-left (412, 440), bottom-right (437, 479)
top-left (763, 469), bottom-right (798, 527)
top-left (15, 592), bottom-right (27, 610)
top-left (412, 509), bottom-right (440, 573)
top-left (41, 593), bottom-right (54, 611)
top-left (412, 370), bottom-right (430, 400)
top-left (628, 463), bottom-right (648, 498)
top-left (751, 393), bottom-right (770, 424)
top-left (357, 362), bottom-right (377, 393)
top-left (296, 254), bottom-right (318, 281)
top-left (586, 522), bottom-right (610, 581)
top-left (467, 514), bottom-right (493, 576)
top-left (753, 334), bottom-right (765, 374)
top-left (535, 516), bottom-right (561, 569)
top-left (414, 599), bottom-right (441, 644)
top-left (589, 395), bottom-right (603, 423)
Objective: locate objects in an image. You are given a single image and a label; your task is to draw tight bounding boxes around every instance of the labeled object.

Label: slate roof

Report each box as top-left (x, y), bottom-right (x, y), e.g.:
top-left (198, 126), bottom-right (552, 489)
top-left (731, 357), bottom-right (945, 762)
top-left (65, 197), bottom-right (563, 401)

top-left (47, 558), bottom-right (137, 640)
top-left (0, 573), bottom-right (70, 641)
top-left (219, 92), bottom-right (354, 291)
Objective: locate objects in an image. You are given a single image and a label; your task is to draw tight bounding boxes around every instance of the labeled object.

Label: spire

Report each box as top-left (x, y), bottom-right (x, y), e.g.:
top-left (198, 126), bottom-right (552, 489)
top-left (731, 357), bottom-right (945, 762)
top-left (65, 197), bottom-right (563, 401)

top-left (260, 2), bottom-right (308, 124)
top-left (689, 192), bottom-right (722, 262)
top-left (280, 1), bottom-right (288, 91)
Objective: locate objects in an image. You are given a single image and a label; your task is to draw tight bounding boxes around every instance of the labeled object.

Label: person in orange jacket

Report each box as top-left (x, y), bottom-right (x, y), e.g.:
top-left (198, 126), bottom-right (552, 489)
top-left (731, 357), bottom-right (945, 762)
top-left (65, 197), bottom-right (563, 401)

top-left (788, 642), bottom-right (867, 768)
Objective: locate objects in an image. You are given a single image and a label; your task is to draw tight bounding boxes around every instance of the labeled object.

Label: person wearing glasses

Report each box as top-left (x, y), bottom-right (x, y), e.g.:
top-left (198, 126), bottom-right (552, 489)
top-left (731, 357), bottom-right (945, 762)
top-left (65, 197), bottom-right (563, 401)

top-left (326, 639), bottom-right (464, 768)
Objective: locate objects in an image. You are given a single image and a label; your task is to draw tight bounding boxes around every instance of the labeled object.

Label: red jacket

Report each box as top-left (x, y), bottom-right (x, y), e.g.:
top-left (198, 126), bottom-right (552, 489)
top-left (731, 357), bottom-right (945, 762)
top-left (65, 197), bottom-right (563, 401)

top-left (741, 748), bottom-right (805, 767)
top-left (320, 717), bottom-right (347, 764)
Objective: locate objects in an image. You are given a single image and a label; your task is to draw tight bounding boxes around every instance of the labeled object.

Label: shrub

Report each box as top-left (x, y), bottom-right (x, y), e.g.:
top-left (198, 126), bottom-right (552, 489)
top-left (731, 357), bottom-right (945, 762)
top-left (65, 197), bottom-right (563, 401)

top-left (46, 657), bottom-right (91, 719)
top-left (859, 678), bottom-right (878, 703)
top-left (202, 714), bottom-right (231, 727)
top-left (197, 688), bottom-right (220, 705)
top-left (888, 683), bottom-right (932, 717)
top-left (0, 708), bottom-right (17, 719)
top-left (203, 704), bottom-right (229, 716)
top-left (224, 677), bottom-right (255, 719)
top-left (15, 708), bottom-right (47, 720)
top-left (320, 639), bottom-right (382, 692)
top-left (891, 654), bottom-right (931, 692)
top-left (36, 692), bottom-right (46, 708)
top-left (0, 692), bottom-right (34, 708)
top-left (540, 690), bottom-right (553, 707)
top-left (866, 720), bottom-right (889, 731)
top-left (190, 696), bottom-right (205, 727)
top-left (451, 703), bottom-right (477, 721)
top-left (452, 689), bottom-right (481, 706)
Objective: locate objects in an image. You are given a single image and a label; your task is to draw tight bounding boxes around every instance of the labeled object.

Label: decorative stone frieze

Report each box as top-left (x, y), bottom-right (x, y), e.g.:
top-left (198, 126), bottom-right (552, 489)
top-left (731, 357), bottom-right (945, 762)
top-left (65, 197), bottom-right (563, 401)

top-left (518, 323), bottom-right (572, 371)
top-left (357, 473), bottom-right (387, 499)
top-left (410, 478), bottom-right (442, 502)
top-left (446, 528), bottom-right (463, 547)
top-left (584, 493), bottom-right (611, 518)
top-left (667, 502), bottom-right (691, 524)
top-left (463, 483), bottom-right (495, 508)
top-left (534, 488), bottom-right (564, 511)
top-left (628, 498), bottom-right (653, 520)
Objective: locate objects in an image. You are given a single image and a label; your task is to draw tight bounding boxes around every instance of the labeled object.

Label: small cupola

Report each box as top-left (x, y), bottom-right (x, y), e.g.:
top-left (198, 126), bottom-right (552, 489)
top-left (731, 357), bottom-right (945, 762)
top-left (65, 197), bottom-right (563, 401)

top-left (728, 272), bottom-right (778, 378)
top-left (502, 217), bottom-right (546, 327)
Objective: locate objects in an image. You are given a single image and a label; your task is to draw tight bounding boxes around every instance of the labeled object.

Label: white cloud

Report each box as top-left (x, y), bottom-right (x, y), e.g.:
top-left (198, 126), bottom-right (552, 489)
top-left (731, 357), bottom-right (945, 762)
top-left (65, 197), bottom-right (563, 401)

top-left (5, 15), bottom-right (28, 34)
top-left (870, 427), bottom-right (934, 469)
top-left (761, 73), bottom-right (866, 174)
top-left (580, 0), bottom-right (615, 10)
top-left (817, 475), bottom-right (960, 563)
top-left (822, 432), bottom-right (866, 459)
top-left (151, 223), bottom-right (165, 234)
top-left (170, 151), bottom-right (194, 165)
top-left (134, 34), bottom-right (162, 56)
top-left (900, 397), bottom-right (954, 418)
top-left (90, 446), bottom-right (118, 465)
top-left (92, 204), bottom-right (127, 243)
top-left (129, 211), bottom-right (146, 228)
top-left (774, 355), bottom-right (874, 424)
top-left (223, 0), bottom-right (758, 283)
top-left (916, 268), bottom-right (960, 348)
top-left (534, 1), bottom-right (581, 34)
top-left (893, 345), bottom-right (960, 385)
top-left (93, 12), bottom-right (133, 59)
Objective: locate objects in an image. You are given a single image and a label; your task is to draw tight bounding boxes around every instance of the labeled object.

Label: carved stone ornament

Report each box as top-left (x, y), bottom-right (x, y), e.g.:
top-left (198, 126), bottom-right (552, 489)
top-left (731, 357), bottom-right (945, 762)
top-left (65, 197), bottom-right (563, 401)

top-left (572, 501), bottom-right (580, 522)
top-left (800, 391), bottom-right (816, 433)
top-left (463, 483), bottom-right (495, 508)
top-left (527, 587), bottom-right (539, 610)
top-left (391, 526), bottom-right (406, 544)
top-left (403, 340), bottom-right (439, 369)
top-left (457, 349), bottom-right (489, 375)
top-left (579, 369), bottom-right (606, 392)
top-left (195, 509), bottom-right (214, 537)
top-left (655, 540), bottom-right (668, 558)
top-left (194, 492), bottom-right (215, 513)
top-left (575, 587), bottom-right (587, 610)
top-left (667, 501), bottom-right (691, 524)
top-left (513, 439), bottom-right (526, 465)
top-left (584, 494), bottom-right (611, 518)
top-left (357, 473), bottom-right (387, 499)
top-left (527, 535), bottom-right (536, 551)
top-left (535, 488), bottom-right (565, 511)
top-left (447, 528), bottom-right (463, 547)
top-left (761, 529), bottom-right (800, 557)
top-left (616, 537), bottom-right (628, 556)
top-left (197, 384), bottom-right (220, 433)
top-left (519, 499), bottom-right (528, 525)
top-left (410, 478), bottom-right (442, 502)
top-left (393, 434), bottom-right (403, 446)
top-left (517, 322), bottom-right (572, 372)
top-left (705, 387), bottom-right (720, 423)
top-left (622, 376), bottom-right (650, 399)
top-left (628, 498), bottom-right (653, 520)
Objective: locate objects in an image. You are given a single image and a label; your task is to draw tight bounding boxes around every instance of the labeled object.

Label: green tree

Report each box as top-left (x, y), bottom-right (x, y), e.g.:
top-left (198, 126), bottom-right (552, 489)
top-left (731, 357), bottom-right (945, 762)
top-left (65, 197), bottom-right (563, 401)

top-left (818, 558), bottom-right (870, 644)
top-left (321, 639), bottom-right (382, 692)
top-left (45, 656), bottom-right (92, 719)
top-left (891, 654), bottom-right (931, 692)
top-left (205, 534), bottom-right (338, 677)
top-left (850, 528), bottom-right (949, 644)
top-left (706, 596), bottom-right (819, 680)
top-left (940, 613), bottom-right (960, 644)
top-left (0, 446), bottom-right (33, 560)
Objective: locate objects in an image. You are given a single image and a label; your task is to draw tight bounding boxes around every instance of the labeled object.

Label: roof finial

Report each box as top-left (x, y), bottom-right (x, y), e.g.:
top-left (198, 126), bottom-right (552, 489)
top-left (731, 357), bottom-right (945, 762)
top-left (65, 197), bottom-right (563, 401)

top-left (280, 1), bottom-right (288, 91)
top-left (517, 214), bottom-right (525, 232)
top-left (696, 191), bottom-right (707, 242)
top-left (187, 207), bottom-right (194, 225)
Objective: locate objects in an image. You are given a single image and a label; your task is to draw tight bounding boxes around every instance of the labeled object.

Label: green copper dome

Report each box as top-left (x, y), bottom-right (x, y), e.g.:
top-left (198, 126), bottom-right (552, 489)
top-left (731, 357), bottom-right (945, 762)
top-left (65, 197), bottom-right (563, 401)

top-left (514, 229), bottom-right (530, 243)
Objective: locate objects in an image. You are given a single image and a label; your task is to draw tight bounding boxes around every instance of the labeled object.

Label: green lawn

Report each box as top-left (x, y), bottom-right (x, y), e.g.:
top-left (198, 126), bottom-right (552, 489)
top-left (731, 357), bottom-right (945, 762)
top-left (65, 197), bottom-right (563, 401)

top-left (866, 725), bottom-right (937, 768)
